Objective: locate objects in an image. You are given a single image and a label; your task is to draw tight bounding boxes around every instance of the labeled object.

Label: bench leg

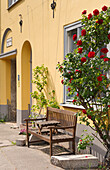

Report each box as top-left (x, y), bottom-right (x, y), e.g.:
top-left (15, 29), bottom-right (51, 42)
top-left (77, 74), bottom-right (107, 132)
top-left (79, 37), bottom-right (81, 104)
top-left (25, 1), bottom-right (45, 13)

top-left (72, 140), bottom-right (75, 154)
top-left (26, 120), bottom-right (29, 147)
top-left (50, 128), bottom-right (53, 157)
top-left (50, 142), bottom-right (53, 157)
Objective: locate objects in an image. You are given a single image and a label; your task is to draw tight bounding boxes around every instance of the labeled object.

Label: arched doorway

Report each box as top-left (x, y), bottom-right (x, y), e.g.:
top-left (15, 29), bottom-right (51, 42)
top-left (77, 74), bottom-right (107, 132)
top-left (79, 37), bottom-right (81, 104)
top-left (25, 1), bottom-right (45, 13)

top-left (21, 41), bottom-right (32, 119)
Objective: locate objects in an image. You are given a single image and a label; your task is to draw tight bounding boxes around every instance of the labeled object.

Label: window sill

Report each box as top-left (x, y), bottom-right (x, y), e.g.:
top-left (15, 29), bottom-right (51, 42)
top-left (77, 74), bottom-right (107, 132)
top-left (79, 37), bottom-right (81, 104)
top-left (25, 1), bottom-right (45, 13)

top-left (60, 103), bottom-right (84, 109)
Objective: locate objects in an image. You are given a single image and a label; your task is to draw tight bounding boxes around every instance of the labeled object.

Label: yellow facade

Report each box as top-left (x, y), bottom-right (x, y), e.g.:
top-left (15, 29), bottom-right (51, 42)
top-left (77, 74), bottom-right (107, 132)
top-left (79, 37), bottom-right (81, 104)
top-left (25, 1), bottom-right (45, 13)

top-left (0, 0), bottom-right (110, 125)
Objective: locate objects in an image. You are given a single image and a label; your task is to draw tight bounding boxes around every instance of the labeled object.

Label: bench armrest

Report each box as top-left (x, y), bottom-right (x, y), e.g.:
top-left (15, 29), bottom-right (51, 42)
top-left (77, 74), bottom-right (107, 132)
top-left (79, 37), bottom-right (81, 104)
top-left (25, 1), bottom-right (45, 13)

top-left (24, 117), bottom-right (47, 122)
top-left (48, 125), bottom-right (75, 130)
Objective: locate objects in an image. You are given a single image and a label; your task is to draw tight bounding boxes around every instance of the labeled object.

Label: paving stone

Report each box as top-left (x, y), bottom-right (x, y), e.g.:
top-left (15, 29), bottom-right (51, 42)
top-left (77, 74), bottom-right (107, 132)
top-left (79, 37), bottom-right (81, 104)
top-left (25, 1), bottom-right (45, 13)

top-left (10, 125), bottom-right (19, 129)
top-left (0, 140), bottom-right (13, 147)
top-left (51, 154), bottom-right (98, 169)
top-left (16, 139), bottom-right (26, 146)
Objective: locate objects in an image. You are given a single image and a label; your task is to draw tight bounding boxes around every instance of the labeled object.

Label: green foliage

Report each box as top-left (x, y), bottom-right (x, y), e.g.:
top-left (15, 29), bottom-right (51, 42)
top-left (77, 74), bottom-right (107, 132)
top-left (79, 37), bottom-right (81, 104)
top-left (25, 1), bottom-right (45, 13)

top-left (57, 6), bottom-right (110, 151)
top-left (31, 64), bottom-right (59, 116)
top-left (48, 90), bottom-right (60, 109)
top-left (77, 130), bottom-right (94, 151)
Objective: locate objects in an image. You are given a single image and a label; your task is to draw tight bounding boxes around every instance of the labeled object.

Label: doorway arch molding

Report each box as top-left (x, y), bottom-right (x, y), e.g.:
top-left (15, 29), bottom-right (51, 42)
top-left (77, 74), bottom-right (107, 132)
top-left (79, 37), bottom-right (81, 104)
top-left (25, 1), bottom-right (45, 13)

top-left (1, 28), bottom-right (12, 53)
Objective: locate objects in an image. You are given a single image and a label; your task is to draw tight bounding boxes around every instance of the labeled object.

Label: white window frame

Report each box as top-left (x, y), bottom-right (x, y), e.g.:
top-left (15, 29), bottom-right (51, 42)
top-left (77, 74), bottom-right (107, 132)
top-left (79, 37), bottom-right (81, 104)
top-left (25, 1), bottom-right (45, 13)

top-left (63, 21), bottom-right (82, 104)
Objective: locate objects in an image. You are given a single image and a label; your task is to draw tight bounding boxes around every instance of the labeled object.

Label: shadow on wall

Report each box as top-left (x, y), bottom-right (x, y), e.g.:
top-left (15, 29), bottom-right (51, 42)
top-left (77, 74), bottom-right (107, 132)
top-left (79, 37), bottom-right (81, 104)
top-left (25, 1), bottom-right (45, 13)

top-left (75, 123), bottom-right (106, 162)
top-left (44, 70), bottom-right (59, 104)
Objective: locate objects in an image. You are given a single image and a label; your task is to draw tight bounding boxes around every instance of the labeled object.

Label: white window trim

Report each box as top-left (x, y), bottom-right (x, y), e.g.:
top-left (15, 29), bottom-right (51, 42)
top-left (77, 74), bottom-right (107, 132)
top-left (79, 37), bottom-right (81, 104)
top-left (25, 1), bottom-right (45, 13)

top-left (63, 21), bottom-right (82, 108)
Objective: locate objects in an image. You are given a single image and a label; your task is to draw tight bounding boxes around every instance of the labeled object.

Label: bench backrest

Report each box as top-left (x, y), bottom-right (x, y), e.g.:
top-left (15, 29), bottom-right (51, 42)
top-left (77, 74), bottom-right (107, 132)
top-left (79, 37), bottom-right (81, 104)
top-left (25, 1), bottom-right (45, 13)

top-left (46, 107), bottom-right (77, 134)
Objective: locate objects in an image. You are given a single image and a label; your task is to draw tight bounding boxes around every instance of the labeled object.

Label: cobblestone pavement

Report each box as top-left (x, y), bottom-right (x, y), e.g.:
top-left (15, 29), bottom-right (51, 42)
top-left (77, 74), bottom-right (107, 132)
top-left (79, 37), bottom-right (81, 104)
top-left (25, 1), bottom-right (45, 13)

top-left (0, 122), bottom-right (62, 170)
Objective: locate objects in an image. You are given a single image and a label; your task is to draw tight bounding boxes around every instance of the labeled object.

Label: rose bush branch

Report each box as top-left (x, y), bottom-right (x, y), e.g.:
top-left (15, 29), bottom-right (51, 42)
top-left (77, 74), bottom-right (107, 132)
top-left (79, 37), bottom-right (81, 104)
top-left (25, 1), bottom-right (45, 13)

top-left (57, 6), bottom-right (110, 153)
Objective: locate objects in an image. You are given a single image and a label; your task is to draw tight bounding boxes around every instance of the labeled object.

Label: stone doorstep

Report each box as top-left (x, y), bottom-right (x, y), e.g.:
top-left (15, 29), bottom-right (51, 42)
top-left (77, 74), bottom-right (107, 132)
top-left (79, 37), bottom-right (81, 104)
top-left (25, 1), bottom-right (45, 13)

top-left (51, 154), bottom-right (98, 169)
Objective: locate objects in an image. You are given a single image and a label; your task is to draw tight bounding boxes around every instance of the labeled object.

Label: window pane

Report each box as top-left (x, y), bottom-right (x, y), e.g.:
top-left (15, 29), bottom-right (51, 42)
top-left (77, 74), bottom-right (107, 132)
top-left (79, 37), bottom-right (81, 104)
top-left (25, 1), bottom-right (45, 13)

top-left (65, 28), bottom-right (81, 102)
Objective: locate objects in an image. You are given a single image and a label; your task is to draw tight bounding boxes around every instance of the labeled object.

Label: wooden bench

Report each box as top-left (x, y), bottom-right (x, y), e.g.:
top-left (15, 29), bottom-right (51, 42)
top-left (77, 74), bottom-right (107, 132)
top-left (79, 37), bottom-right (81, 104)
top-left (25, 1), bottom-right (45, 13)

top-left (24, 107), bottom-right (77, 157)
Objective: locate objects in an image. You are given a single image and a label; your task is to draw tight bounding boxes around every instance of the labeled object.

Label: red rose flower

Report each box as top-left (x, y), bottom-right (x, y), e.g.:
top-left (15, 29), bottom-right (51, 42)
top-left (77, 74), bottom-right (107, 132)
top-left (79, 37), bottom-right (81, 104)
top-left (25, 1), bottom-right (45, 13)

top-left (81, 29), bottom-right (86, 36)
top-left (100, 55), bottom-right (104, 58)
top-left (72, 99), bottom-right (77, 103)
top-left (61, 80), bottom-right (64, 84)
top-left (75, 69), bottom-right (82, 73)
top-left (108, 34), bottom-right (110, 40)
top-left (93, 9), bottom-right (99, 16)
top-left (73, 34), bottom-right (77, 41)
top-left (68, 87), bottom-right (71, 92)
top-left (102, 5), bottom-right (108, 11)
top-left (82, 110), bottom-right (87, 114)
top-left (82, 10), bottom-right (87, 14)
top-left (69, 78), bottom-right (73, 83)
top-left (96, 19), bottom-right (103, 24)
top-left (90, 107), bottom-right (93, 111)
top-left (78, 48), bottom-right (83, 53)
top-left (88, 51), bottom-right (95, 58)
top-left (77, 93), bottom-right (79, 97)
top-left (104, 58), bottom-right (109, 62)
top-left (77, 40), bottom-right (82, 46)
top-left (101, 48), bottom-right (108, 54)
top-left (97, 76), bottom-right (102, 81)
top-left (81, 57), bottom-right (86, 63)
top-left (87, 115), bottom-right (92, 119)
top-left (108, 105), bottom-right (110, 108)
top-left (88, 13), bottom-right (92, 19)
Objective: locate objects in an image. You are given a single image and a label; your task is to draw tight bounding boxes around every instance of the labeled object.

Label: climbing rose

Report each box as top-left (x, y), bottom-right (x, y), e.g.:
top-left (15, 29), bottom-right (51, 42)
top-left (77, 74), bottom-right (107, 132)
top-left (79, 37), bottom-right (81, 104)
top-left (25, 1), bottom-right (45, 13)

top-left (108, 105), bottom-right (110, 108)
top-left (88, 51), bottom-right (95, 58)
top-left (73, 34), bottom-right (77, 41)
top-left (88, 13), bottom-right (92, 19)
top-left (102, 5), bottom-right (108, 11)
top-left (96, 19), bottom-right (103, 24)
top-left (69, 78), bottom-right (73, 83)
top-left (101, 48), bottom-right (108, 54)
top-left (82, 10), bottom-right (87, 14)
top-left (77, 93), bottom-right (79, 97)
top-left (61, 80), bottom-right (64, 84)
top-left (100, 55), bottom-right (104, 58)
top-left (72, 99), bottom-right (77, 103)
top-left (104, 58), bottom-right (109, 62)
top-left (75, 69), bottom-right (82, 73)
top-left (77, 40), bottom-right (82, 46)
top-left (108, 34), bottom-right (110, 40)
top-left (97, 76), bottom-right (102, 81)
top-left (68, 87), bottom-right (71, 92)
top-left (82, 110), bottom-right (87, 114)
top-left (81, 29), bottom-right (86, 36)
top-left (81, 57), bottom-right (86, 63)
top-left (93, 9), bottom-right (99, 16)
top-left (87, 115), bottom-right (92, 119)
top-left (78, 48), bottom-right (83, 53)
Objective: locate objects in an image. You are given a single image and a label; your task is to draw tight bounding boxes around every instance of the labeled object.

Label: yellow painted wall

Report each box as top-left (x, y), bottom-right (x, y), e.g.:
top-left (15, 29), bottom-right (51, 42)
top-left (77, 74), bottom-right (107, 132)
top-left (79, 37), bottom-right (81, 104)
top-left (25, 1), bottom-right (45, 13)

top-left (0, 0), bottom-right (110, 111)
top-left (21, 41), bottom-right (31, 110)
top-left (0, 59), bottom-right (11, 104)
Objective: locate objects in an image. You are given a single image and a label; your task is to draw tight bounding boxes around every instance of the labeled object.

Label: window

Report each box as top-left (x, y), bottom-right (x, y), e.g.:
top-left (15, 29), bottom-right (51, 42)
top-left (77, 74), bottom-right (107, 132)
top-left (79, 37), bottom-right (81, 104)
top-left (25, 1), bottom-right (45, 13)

top-left (63, 21), bottom-right (110, 104)
top-left (8, 0), bottom-right (19, 8)
top-left (64, 21), bottom-right (82, 103)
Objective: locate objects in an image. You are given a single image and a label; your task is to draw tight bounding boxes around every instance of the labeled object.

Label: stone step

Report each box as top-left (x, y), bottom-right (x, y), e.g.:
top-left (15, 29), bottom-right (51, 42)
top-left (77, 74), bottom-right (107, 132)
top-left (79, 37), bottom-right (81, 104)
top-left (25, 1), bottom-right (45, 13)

top-left (16, 139), bottom-right (26, 146)
top-left (51, 154), bottom-right (98, 169)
